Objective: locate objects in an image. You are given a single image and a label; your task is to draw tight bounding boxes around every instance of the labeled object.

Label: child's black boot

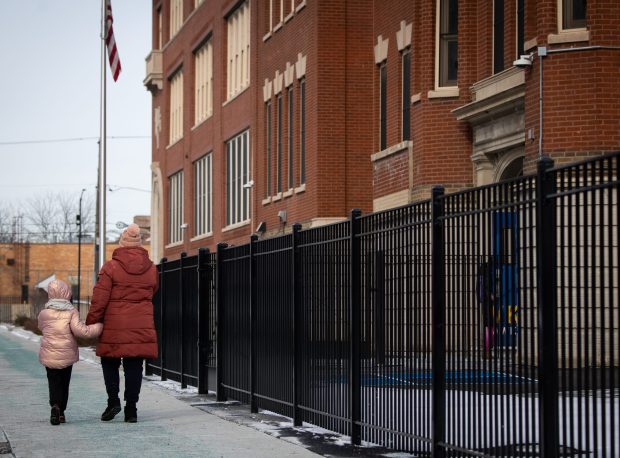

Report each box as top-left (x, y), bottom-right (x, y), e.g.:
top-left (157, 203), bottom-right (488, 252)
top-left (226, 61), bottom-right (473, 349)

top-left (50, 405), bottom-right (61, 425)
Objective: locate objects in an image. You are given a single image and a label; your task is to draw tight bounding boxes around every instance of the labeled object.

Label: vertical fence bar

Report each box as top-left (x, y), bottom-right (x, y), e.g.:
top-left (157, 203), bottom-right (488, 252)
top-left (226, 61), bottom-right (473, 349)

top-left (431, 186), bottom-right (445, 458)
top-left (249, 234), bottom-right (258, 413)
top-left (197, 247), bottom-right (210, 394)
top-left (216, 243), bottom-right (228, 401)
top-left (180, 252), bottom-right (187, 389)
top-left (350, 209), bottom-right (362, 445)
top-left (292, 223), bottom-right (302, 426)
top-left (160, 257), bottom-right (167, 381)
top-left (536, 156), bottom-right (558, 457)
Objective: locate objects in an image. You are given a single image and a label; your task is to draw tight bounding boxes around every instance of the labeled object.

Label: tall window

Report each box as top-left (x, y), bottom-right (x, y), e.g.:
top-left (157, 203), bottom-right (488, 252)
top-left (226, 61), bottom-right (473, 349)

top-left (169, 171), bottom-right (184, 244)
top-left (439, 0), bottom-right (458, 87)
top-left (288, 87), bottom-right (294, 189)
top-left (226, 130), bottom-right (250, 226)
top-left (170, 0), bottom-right (183, 38)
top-left (169, 70), bottom-right (183, 144)
top-left (195, 40), bottom-right (213, 125)
top-left (194, 154), bottom-right (212, 236)
top-left (517, 0), bottom-right (524, 57)
top-left (494, 0), bottom-right (504, 74)
top-left (265, 101), bottom-right (272, 197)
top-left (299, 78), bottom-right (306, 185)
top-left (157, 7), bottom-right (163, 49)
top-left (227, 1), bottom-right (250, 100)
top-left (276, 94), bottom-right (282, 193)
top-left (562, 0), bottom-right (586, 30)
top-left (379, 62), bottom-right (387, 151)
top-left (402, 50), bottom-right (411, 142)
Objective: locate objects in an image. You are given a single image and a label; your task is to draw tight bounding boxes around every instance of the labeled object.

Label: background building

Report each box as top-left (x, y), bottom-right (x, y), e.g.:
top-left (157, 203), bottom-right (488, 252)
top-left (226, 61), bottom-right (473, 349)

top-left (147, 0), bottom-right (620, 260)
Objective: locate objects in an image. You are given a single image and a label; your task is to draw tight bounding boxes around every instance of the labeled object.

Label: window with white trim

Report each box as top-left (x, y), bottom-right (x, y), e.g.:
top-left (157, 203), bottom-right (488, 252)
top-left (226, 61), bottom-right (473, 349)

top-left (194, 40), bottom-right (213, 125)
top-left (276, 93), bottom-right (282, 193)
top-left (299, 78), bottom-right (306, 184)
top-left (517, 0), bottom-right (524, 57)
top-left (227, 1), bottom-right (250, 100)
top-left (226, 130), bottom-right (250, 226)
top-left (379, 62), bottom-right (387, 150)
top-left (170, 0), bottom-right (183, 39)
top-left (169, 70), bottom-right (184, 144)
top-left (169, 171), bottom-right (184, 244)
top-left (265, 101), bottom-right (272, 197)
top-left (438, 0), bottom-right (458, 87)
top-left (402, 50), bottom-right (411, 141)
top-left (194, 154), bottom-right (212, 236)
top-left (561, 0), bottom-right (586, 30)
top-left (287, 86), bottom-right (294, 189)
top-left (157, 7), bottom-right (163, 49)
top-left (493, 0), bottom-right (504, 74)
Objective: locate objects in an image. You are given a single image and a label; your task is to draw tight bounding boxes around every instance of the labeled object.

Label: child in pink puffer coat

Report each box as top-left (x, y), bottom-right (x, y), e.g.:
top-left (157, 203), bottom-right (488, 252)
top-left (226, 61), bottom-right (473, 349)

top-left (38, 279), bottom-right (103, 425)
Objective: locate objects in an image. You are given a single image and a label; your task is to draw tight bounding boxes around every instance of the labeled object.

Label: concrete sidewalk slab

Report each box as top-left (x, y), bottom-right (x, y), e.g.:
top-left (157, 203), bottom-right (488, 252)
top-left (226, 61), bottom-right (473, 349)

top-left (0, 325), bottom-right (319, 458)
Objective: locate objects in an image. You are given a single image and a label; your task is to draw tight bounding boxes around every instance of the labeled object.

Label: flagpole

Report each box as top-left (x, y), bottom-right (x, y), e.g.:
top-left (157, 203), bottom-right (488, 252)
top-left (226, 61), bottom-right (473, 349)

top-left (98, 0), bottom-right (107, 270)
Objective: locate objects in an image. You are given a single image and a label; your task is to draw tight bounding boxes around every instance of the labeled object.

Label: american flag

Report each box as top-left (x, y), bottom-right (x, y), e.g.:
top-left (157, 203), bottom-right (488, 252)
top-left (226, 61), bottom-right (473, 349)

top-left (105, 0), bottom-right (121, 81)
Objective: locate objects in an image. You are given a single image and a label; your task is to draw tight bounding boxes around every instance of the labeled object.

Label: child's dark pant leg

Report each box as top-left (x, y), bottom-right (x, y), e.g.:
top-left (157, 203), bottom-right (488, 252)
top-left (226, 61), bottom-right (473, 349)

top-left (46, 366), bottom-right (72, 408)
top-left (122, 358), bottom-right (144, 404)
top-left (60, 365), bottom-right (73, 411)
top-left (101, 357), bottom-right (122, 401)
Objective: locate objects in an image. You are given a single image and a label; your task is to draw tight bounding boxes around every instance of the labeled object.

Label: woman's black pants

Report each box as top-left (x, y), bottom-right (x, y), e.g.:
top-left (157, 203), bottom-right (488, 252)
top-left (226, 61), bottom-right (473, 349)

top-left (101, 357), bottom-right (144, 404)
top-left (46, 365), bottom-right (73, 411)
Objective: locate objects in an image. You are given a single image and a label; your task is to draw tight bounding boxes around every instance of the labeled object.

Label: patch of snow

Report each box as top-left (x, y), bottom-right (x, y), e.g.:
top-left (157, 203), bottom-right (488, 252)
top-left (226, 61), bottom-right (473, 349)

top-left (11, 328), bottom-right (41, 342)
top-left (148, 379), bottom-right (198, 395)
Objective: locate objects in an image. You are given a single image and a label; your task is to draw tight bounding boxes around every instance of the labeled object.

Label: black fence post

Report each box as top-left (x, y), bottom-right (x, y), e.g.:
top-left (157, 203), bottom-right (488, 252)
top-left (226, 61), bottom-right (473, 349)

top-left (180, 252), bottom-right (187, 389)
top-left (536, 156), bottom-right (558, 458)
top-left (291, 223), bottom-right (302, 426)
top-left (349, 208), bottom-right (362, 446)
top-left (216, 243), bottom-right (228, 402)
top-left (249, 234), bottom-right (258, 413)
top-left (431, 186), bottom-right (445, 458)
top-left (197, 247), bottom-right (210, 394)
top-left (160, 257), bottom-right (167, 382)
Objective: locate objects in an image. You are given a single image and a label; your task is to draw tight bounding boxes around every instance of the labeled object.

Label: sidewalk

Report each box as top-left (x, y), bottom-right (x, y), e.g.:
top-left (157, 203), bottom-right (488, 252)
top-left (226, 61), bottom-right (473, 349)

top-left (0, 325), bottom-right (320, 458)
top-left (0, 325), bottom-right (413, 458)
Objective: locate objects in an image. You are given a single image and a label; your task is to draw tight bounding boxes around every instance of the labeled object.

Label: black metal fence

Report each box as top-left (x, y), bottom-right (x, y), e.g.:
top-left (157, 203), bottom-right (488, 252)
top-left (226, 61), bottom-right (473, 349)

top-left (147, 153), bottom-right (619, 457)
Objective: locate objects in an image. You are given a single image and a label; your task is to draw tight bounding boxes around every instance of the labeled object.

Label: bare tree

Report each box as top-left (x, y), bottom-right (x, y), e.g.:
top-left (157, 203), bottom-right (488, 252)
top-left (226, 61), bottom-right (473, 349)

top-left (0, 204), bottom-right (15, 242)
top-left (11, 191), bottom-right (97, 243)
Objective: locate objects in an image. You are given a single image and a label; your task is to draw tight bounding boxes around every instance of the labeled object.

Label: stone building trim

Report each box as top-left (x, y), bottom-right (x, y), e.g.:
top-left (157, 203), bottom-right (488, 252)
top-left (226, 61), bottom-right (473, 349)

top-left (263, 78), bottom-right (273, 102)
top-left (396, 20), bottom-right (412, 51)
top-left (374, 35), bottom-right (389, 64)
top-left (295, 53), bottom-right (307, 79)
top-left (284, 62), bottom-right (295, 87)
top-left (274, 70), bottom-right (284, 95)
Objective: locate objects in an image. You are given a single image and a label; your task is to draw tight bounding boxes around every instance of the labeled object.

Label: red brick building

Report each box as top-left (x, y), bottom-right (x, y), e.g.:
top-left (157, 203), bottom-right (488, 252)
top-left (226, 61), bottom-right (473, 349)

top-left (146, 0), bottom-right (620, 260)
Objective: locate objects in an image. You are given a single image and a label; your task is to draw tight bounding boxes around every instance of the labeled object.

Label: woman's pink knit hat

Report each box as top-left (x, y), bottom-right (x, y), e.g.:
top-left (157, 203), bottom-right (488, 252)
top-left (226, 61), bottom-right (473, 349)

top-left (119, 223), bottom-right (142, 247)
top-left (47, 279), bottom-right (72, 301)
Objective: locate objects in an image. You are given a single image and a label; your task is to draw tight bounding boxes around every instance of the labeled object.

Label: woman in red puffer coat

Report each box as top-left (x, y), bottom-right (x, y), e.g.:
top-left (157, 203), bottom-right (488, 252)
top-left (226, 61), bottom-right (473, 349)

top-left (86, 223), bottom-right (158, 423)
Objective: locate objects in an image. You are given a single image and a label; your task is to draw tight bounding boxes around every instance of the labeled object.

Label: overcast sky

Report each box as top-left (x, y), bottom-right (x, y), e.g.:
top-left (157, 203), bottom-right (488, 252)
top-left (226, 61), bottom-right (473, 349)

top-left (0, 0), bottom-right (151, 239)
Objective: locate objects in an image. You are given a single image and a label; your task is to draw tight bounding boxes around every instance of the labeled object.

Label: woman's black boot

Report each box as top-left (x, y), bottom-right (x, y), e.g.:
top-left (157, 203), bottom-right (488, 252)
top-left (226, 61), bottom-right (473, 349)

top-left (101, 398), bottom-right (121, 421)
top-left (124, 402), bottom-right (137, 423)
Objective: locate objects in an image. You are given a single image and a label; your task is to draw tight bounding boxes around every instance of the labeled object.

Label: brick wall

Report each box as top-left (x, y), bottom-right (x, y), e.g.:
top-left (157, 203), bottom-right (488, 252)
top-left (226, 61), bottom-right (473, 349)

top-left (0, 242), bottom-right (148, 301)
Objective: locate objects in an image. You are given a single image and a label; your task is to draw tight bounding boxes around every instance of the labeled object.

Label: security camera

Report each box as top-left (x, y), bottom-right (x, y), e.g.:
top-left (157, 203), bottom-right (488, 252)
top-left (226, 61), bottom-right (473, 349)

top-left (243, 180), bottom-right (254, 189)
top-left (180, 223), bottom-right (188, 229)
top-left (513, 54), bottom-right (533, 68)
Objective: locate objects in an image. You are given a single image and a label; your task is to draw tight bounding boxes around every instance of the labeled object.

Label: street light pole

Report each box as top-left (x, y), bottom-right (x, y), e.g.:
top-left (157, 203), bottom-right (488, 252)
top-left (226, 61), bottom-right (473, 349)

top-left (77, 188), bottom-right (86, 309)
